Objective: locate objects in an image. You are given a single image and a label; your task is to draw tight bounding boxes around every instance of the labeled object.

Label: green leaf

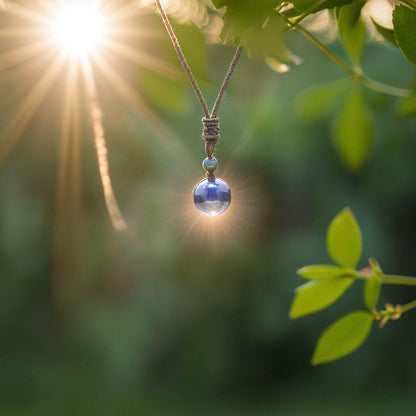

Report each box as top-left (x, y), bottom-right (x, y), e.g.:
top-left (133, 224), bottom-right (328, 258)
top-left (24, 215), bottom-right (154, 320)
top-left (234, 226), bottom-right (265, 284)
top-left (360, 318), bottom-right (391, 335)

top-left (336, 0), bottom-right (367, 65)
top-left (327, 207), bottom-right (362, 268)
top-left (213, 1), bottom-right (300, 67)
top-left (292, 0), bottom-right (352, 16)
top-left (213, 0), bottom-right (279, 40)
top-left (312, 311), bottom-right (373, 365)
top-left (398, 94), bottom-right (416, 117)
top-left (393, 5), bottom-right (416, 68)
top-left (290, 277), bottom-right (354, 318)
top-left (364, 277), bottom-right (381, 311)
top-left (296, 79), bottom-right (348, 120)
top-left (297, 265), bottom-right (346, 279)
top-left (245, 14), bottom-right (301, 65)
top-left (371, 18), bottom-right (396, 46)
top-left (334, 85), bottom-right (374, 171)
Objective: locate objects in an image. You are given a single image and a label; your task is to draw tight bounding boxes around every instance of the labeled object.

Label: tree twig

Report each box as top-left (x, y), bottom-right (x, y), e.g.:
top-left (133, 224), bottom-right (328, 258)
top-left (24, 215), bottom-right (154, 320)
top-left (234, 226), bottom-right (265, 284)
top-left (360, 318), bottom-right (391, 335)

top-left (278, 12), bottom-right (413, 98)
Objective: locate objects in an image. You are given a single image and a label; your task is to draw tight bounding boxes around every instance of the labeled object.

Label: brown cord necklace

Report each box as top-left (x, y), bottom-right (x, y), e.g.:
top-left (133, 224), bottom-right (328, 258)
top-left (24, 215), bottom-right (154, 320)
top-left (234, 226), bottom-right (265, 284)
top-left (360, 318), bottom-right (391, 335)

top-left (154, 0), bottom-right (243, 216)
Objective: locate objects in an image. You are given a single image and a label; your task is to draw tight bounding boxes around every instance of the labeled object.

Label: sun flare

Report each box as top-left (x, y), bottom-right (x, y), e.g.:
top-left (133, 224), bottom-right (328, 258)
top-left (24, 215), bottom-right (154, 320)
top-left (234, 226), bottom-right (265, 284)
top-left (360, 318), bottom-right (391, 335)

top-left (50, 2), bottom-right (105, 56)
top-left (0, 0), bottom-right (209, 234)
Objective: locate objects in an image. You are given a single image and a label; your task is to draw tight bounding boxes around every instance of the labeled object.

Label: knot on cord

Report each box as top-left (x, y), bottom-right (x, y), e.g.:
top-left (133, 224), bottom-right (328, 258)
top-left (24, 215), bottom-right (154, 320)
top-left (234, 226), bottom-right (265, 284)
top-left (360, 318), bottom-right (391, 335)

top-left (202, 117), bottom-right (220, 159)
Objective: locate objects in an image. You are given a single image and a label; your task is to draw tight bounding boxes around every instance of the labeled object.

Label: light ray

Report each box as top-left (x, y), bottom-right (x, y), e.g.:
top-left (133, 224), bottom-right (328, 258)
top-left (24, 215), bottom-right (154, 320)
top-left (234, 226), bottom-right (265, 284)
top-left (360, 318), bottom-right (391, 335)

top-left (104, 0), bottom-right (152, 23)
top-left (1, 1), bottom-right (50, 25)
top-left (92, 53), bottom-right (197, 171)
top-left (0, 40), bottom-right (53, 70)
top-left (56, 57), bottom-right (81, 224)
top-left (159, 163), bottom-right (265, 250)
top-left (178, 214), bottom-right (202, 243)
top-left (0, 0), bottom-right (204, 235)
top-left (0, 27), bottom-right (44, 38)
top-left (53, 56), bottom-right (83, 311)
top-left (0, 53), bottom-right (65, 164)
top-left (81, 56), bottom-right (127, 231)
top-left (103, 38), bottom-right (180, 78)
top-left (108, 27), bottom-right (164, 40)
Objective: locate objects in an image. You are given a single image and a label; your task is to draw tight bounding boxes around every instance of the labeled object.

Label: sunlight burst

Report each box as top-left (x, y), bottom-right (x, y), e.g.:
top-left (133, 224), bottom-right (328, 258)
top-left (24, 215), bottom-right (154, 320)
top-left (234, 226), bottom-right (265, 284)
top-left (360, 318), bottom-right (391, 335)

top-left (0, 0), bottom-right (199, 234)
top-left (50, 2), bottom-right (105, 56)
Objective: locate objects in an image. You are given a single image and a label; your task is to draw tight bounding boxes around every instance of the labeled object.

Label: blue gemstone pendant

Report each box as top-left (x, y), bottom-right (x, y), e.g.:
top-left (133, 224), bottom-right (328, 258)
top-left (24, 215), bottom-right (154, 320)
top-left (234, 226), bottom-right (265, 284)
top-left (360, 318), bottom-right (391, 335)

top-left (193, 178), bottom-right (231, 216)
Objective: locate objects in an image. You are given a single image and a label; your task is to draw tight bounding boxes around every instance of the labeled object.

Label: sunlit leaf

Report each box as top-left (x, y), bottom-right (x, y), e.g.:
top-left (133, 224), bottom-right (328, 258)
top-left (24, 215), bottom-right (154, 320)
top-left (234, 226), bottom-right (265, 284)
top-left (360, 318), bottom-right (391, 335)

top-left (371, 18), bottom-right (396, 46)
top-left (296, 79), bottom-right (348, 120)
top-left (336, 0), bottom-right (366, 66)
top-left (334, 85), bottom-right (374, 171)
top-left (364, 276), bottom-right (381, 311)
top-left (212, 0), bottom-right (279, 40)
top-left (297, 264), bottom-right (346, 279)
top-left (212, 1), bottom-right (300, 67)
top-left (393, 5), bottom-right (416, 68)
top-left (245, 15), bottom-right (301, 65)
top-left (312, 311), bottom-right (373, 365)
top-left (290, 277), bottom-right (354, 318)
top-left (327, 207), bottom-right (362, 268)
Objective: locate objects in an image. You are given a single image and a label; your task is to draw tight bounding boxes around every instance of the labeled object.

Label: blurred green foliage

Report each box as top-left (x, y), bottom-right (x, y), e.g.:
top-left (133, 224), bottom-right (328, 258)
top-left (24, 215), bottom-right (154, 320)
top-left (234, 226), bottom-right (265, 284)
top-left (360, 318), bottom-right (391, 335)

top-left (0, 0), bottom-right (415, 414)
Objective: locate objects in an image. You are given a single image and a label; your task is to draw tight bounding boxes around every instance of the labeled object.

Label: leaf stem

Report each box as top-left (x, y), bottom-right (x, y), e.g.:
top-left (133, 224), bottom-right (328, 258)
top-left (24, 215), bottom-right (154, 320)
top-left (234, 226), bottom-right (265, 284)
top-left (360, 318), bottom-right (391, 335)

top-left (291, 0), bottom-right (328, 25)
top-left (401, 299), bottom-right (416, 314)
top-left (278, 13), bottom-right (413, 98)
top-left (382, 274), bottom-right (416, 286)
top-left (292, 21), bottom-right (357, 76)
top-left (361, 78), bottom-right (413, 98)
top-left (399, 0), bottom-right (416, 10)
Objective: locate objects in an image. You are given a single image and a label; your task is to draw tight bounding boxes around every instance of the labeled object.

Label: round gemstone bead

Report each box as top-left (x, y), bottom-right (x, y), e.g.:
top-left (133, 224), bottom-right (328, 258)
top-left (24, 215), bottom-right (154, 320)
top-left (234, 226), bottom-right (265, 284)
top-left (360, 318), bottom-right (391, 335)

top-left (202, 157), bottom-right (218, 172)
top-left (193, 178), bottom-right (231, 216)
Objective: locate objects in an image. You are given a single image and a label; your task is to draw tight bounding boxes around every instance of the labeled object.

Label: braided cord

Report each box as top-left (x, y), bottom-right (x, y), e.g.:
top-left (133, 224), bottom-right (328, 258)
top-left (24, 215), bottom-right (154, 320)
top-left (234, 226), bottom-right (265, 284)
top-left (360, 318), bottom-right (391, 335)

top-left (154, 0), bottom-right (243, 166)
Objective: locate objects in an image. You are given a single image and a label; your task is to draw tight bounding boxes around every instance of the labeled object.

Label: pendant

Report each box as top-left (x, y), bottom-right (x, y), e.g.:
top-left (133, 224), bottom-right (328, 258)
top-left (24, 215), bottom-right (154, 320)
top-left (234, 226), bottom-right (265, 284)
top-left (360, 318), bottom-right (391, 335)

top-left (193, 157), bottom-right (231, 216)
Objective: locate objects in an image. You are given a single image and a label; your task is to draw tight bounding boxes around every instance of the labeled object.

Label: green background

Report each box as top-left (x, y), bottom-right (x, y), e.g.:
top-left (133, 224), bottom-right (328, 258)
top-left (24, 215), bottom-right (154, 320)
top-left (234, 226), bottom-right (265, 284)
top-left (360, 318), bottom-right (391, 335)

top-left (0, 1), bottom-right (415, 414)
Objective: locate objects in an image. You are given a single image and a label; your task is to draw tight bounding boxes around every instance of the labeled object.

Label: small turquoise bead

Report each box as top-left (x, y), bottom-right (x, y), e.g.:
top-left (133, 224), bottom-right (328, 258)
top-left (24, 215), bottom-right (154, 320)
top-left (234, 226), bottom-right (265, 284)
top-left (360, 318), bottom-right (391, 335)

top-left (202, 157), bottom-right (218, 172)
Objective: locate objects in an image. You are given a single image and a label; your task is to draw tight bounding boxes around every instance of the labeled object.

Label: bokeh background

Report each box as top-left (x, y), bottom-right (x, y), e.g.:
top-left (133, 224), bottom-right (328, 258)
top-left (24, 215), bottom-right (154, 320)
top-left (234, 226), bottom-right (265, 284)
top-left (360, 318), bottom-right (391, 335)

top-left (0, 0), bottom-right (415, 414)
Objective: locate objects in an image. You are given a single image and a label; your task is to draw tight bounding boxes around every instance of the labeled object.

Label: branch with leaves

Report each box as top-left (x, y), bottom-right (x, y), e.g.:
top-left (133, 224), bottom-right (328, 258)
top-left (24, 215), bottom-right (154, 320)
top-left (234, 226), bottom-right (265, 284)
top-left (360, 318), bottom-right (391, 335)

top-left (290, 208), bottom-right (416, 365)
top-left (212, 0), bottom-right (416, 171)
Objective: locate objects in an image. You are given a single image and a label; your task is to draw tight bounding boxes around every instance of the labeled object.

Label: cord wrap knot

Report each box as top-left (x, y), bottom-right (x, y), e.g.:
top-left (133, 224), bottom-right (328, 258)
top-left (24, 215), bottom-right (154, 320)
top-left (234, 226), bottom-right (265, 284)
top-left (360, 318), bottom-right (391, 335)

top-left (202, 117), bottom-right (220, 159)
